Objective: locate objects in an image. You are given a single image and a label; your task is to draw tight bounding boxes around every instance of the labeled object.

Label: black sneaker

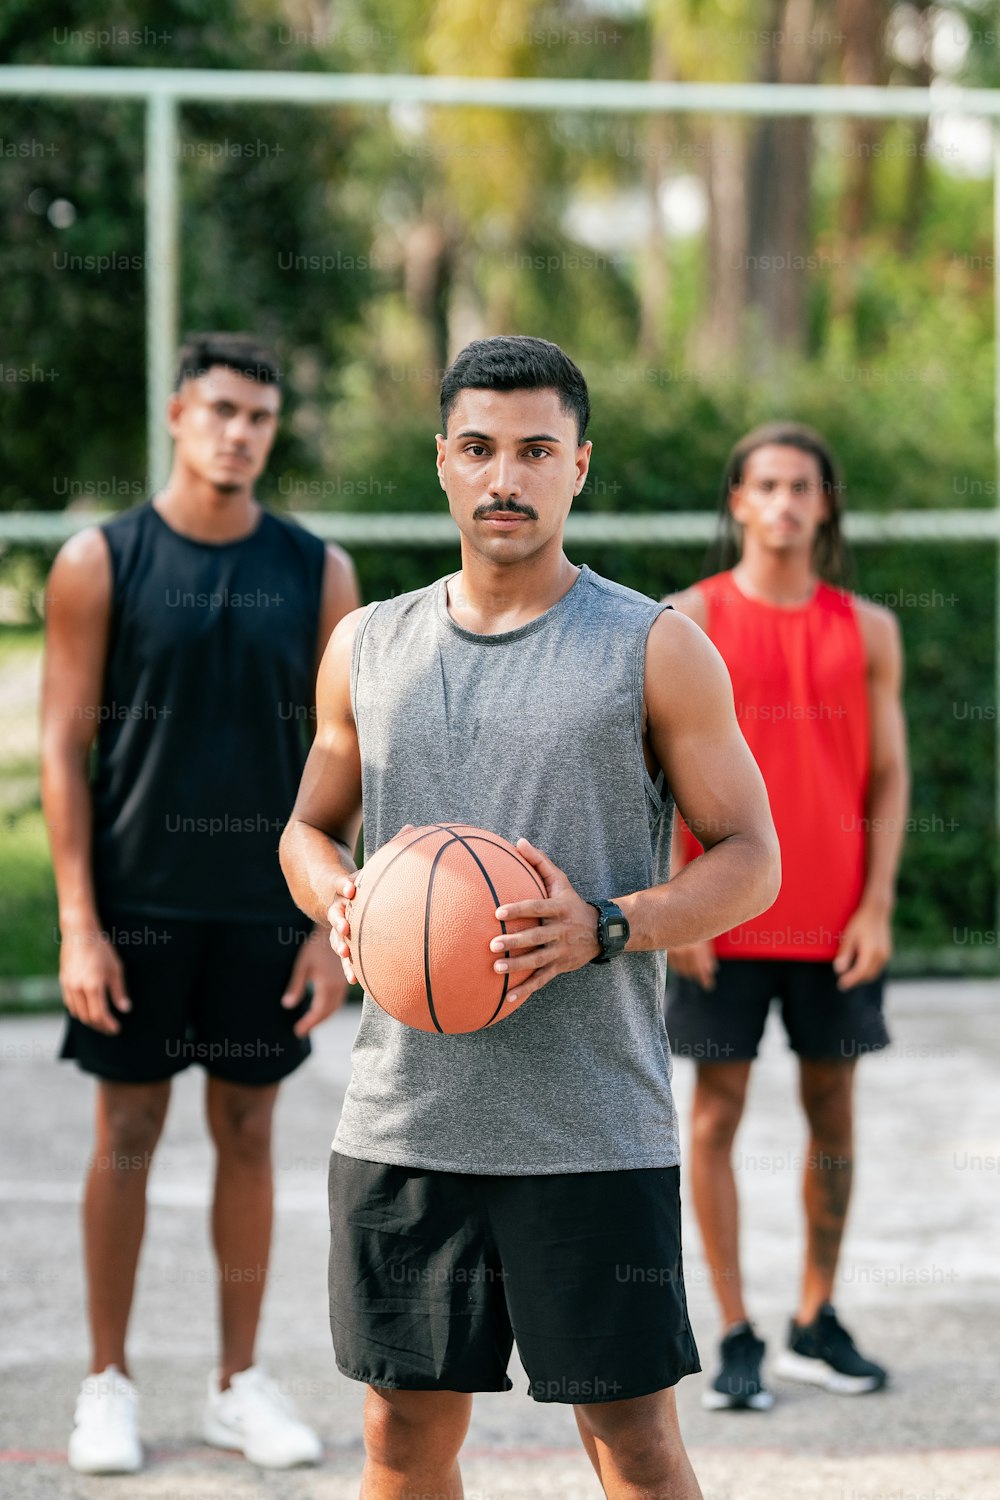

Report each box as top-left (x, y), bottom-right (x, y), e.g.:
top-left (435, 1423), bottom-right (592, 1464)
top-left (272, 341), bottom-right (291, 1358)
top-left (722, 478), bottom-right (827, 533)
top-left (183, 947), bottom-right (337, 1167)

top-left (774, 1303), bottom-right (888, 1394)
top-left (701, 1322), bottom-right (774, 1410)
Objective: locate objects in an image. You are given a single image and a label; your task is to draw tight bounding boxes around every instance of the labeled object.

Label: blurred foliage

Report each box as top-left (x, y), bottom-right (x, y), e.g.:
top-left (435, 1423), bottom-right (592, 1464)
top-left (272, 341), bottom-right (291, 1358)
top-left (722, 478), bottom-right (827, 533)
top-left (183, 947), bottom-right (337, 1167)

top-left (0, 808), bottom-right (60, 979)
top-left (0, 0), bottom-right (997, 969)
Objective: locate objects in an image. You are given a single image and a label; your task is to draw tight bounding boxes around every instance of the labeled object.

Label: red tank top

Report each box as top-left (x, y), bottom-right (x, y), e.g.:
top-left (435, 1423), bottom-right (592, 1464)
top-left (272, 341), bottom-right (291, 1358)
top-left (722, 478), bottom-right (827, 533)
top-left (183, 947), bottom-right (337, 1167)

top-left (681, 571), bottom-right (870, 960)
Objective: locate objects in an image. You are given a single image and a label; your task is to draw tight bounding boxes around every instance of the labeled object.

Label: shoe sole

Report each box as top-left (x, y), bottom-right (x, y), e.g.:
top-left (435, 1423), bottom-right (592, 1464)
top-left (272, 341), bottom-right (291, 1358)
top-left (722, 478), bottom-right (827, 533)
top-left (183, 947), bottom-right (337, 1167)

top-left (203, 1413), bottom-right (321, 1468)
top-left (702, 1387), bottom-right (775, 1411)
top-left (68, 1447), bottom-right (142, 1475)
top-left (774, 1350), bottom-right (885, 1394)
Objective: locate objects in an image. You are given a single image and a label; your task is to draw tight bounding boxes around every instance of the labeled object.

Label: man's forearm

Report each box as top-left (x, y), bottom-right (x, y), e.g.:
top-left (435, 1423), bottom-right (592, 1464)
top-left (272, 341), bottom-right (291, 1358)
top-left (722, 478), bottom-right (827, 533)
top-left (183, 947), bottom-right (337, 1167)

top-left (860, 763), bottom-right (910, 911)
top-left (40, 749), bottom-right (102, 932)
top-left (617, 832), bottom-right (780, 952)
top-left (279, 820), bottom-right (358, 926)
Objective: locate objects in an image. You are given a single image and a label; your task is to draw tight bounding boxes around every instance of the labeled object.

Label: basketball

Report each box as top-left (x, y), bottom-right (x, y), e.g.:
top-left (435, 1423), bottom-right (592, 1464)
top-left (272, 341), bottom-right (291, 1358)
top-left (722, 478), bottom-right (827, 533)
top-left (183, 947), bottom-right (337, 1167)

top-left (346, 823), bottom-right (547, 1033)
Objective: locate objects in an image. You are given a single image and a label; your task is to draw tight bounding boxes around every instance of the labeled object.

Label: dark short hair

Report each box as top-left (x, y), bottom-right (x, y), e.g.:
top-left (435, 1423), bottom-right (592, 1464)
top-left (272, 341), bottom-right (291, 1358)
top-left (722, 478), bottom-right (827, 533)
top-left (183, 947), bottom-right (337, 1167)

top-left (711, 420), bottom-right (849, 584)
top-left (440, 335), bottom-right (590, 443)
top-left (173, 332), bottom-right (282, 392)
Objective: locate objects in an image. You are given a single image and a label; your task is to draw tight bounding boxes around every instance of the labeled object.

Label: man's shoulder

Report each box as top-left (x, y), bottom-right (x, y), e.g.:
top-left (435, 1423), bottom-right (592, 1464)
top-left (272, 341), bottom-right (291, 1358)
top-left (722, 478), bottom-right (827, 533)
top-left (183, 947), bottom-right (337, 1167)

top-left (260, 506), bottom-right (327, 556)
top-left (845, 589), bottom-right (897, 629)
top-left (367, 577), bottom-right (442, 616)
top-left (579, 566), bottom-right (666, 623)
top-left (820, 583), bottom-right (900, 638)
top-left (843, 591), bottom-right (903, 672)
top-left (355, 579), bottom-right (442, 644)
top-left (98, 498), bottom-right (154, 538)
top-left (661, 570), bottom-right (730, 621)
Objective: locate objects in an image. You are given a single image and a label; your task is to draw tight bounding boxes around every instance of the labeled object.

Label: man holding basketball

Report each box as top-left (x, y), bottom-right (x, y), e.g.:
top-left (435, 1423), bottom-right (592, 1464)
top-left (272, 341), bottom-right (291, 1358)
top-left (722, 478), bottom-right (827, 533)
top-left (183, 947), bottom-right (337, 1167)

top-left (43, 333), bottom-right (359, 1472)
top-left (281, 335), bottom-right (780, 1499)
top-left (665, 423), bottom-right (908, 1410)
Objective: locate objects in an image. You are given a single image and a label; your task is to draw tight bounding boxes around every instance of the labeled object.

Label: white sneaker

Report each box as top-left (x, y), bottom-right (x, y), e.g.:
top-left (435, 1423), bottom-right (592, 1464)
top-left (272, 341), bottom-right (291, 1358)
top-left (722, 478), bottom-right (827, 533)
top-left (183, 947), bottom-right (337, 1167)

top-left (68, 1365), bottom-right (143, 1474)
top-left (203, 1365), bottom-right (322, 1468)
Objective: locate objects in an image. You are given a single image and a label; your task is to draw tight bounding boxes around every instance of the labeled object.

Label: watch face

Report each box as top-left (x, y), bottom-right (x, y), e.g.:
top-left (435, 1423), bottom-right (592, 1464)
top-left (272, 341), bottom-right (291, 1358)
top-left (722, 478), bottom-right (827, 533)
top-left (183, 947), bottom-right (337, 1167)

top-left (591, 902), bottom-right (628, 964)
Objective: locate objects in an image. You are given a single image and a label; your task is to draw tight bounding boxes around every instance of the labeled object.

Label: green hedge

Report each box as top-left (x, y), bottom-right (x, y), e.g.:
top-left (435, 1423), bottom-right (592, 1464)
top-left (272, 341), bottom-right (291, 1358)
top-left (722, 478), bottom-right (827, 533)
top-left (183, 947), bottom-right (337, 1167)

top-left (2, 364), bottom-right (996, 979)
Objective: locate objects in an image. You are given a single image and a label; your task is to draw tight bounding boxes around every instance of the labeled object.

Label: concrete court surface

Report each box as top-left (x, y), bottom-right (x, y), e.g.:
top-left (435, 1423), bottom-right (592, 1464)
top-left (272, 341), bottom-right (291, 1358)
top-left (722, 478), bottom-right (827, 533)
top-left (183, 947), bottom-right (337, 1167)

top-left (0, 978), bottom-right (998, 1499)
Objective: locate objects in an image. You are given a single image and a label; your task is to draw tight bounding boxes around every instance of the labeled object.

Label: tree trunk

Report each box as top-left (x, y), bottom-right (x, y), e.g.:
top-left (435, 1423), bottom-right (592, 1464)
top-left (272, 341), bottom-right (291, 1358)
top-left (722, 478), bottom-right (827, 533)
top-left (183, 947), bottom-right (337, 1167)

top-left (836, 0), bottom-right (890, 242)
top-left (746, 114), bottom-right (814, 357)
top-left (402, 216), bottom-right (452, 375)
top-left (637, 27), bottom-right (673, 361)
top-left (898, 0), bottom-right (933, 255)
top-left (744, 0), bottom-right (830, 360)
top-left (693, 118), bottom-right (748, 369)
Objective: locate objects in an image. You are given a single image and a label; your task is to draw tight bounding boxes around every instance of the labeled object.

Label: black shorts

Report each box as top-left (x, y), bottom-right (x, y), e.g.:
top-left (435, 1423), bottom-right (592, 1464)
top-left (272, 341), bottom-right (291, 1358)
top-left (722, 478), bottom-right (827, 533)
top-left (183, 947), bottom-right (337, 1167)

top-left (59, 911), bottom-right (314, 1086)
top-left (665, 958), bottom-right (890, 1064)
top-left (327, 1153), bottom-right (700, 1404)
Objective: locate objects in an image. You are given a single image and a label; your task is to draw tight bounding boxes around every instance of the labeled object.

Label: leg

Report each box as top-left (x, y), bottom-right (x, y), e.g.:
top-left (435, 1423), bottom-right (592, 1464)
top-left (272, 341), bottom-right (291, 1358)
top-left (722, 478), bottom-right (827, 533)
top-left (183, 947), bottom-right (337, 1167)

top-left (576, 1388), bottom-right (702, 1499)
top-left (84, 1078), bottom-right (172, 1375)
top-left (204, 1075), bottom-right (280, 1386)
top-left (796, 1057), bottom-right (856, 1324)
top-left (361, 1387), bottom-right (472, 1499)
top-left (689, 1062), bottom-right (753, 1328)
top-left (574, 1407), bottom-right (603, 1484)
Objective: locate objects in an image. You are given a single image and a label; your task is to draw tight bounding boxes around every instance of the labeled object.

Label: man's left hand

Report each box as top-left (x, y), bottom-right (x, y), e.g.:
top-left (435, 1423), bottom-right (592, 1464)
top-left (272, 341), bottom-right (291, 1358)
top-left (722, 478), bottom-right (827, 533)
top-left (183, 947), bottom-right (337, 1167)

top-left (833, 901), bottom-right (892, 990)
top-left (490, 839), bottom-right (602, 1007)
top-left (282, 926), bottom-right (350, 1036)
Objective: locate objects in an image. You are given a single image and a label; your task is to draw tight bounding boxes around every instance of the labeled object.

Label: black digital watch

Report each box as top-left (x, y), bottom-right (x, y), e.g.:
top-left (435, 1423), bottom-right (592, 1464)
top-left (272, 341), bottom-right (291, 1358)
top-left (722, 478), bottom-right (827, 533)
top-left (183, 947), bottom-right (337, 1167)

top-left (588, 900), bottom-right (630, 964)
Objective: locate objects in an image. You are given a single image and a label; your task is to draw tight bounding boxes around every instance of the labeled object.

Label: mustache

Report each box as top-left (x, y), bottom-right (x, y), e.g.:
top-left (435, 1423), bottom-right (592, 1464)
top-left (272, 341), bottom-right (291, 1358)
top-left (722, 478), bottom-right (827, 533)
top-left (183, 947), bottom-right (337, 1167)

top-left (473, 498), bottom-right (538, 520)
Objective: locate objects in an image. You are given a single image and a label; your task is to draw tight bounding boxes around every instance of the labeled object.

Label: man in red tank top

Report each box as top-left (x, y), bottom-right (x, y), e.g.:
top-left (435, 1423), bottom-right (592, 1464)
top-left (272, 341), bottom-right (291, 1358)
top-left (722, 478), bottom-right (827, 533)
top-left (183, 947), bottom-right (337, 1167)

top-left (665, 422), bottom-right (909, 1410)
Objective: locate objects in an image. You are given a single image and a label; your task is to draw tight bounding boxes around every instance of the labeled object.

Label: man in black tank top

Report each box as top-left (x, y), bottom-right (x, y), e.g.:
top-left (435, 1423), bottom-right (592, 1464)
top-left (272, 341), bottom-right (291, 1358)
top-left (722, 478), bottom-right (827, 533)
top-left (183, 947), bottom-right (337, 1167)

top-left (41, 334), bottom-right (359, 1473)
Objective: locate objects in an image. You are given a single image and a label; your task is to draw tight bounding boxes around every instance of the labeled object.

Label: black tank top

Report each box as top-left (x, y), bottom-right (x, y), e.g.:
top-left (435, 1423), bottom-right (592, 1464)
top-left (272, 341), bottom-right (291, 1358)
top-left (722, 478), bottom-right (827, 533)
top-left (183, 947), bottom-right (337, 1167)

top-left (91, 500), bottom-right (326, 921)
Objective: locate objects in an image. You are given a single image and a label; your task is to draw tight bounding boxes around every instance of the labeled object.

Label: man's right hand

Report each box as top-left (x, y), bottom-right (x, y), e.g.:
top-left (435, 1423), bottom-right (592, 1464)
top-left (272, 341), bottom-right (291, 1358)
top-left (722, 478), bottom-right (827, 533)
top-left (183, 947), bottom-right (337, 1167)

top-left (328, 875), bottom-right (359, 985)
top-left (669, 939), bottom-right (718, 991)
top-left (59, 926), bottom-right (131, 1034)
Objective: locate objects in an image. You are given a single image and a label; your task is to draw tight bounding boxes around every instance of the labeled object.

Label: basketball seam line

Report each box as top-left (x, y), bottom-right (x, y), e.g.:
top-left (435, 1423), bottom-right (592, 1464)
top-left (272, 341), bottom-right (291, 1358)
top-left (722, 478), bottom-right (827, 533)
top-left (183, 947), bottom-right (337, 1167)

top-left (438, 825), bottom-right (534, 1027)
top-left (422, 837), bottom-right (458, 1034)
top-left (439, 828), bottom-right (547, 900)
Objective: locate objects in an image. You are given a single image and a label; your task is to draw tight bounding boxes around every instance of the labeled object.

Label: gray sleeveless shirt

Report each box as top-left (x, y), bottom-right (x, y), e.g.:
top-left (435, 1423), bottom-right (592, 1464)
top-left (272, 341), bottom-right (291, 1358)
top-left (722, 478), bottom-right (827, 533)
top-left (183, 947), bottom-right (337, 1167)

top-left (332, 564), bottom-right (680, 1174)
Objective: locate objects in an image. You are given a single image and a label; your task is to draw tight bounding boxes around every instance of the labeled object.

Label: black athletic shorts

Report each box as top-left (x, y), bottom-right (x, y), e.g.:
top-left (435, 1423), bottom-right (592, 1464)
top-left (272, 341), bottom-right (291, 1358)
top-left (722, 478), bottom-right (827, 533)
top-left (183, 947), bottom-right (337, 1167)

top-left (59, 910), bottom-right (314, 1086)
top-left (328, 1153), bottom-right (701, 1404)
top-left (665, 957), bottom-right (890, 1063)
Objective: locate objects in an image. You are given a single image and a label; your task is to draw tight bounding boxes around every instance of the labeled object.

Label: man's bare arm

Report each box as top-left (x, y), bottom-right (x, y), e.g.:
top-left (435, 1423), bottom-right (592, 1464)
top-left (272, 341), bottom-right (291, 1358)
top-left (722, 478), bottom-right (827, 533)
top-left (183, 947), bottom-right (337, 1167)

top-left (832, 601), bottom-right (909, 987)
top-left (40, 528), bottom-right (130, 1033)
top-left (661, 586), bottom-right (706, 875)
top-left (315, 544), bottom-right (361, 674)
top-left (856, 602), bottom-right (909, 911)
top-left (279, 607), bottom-right (366, 928)
top-left (617, 610), bottom-right (780, 950)
top-left (659, 585), bottom-right (721, 985)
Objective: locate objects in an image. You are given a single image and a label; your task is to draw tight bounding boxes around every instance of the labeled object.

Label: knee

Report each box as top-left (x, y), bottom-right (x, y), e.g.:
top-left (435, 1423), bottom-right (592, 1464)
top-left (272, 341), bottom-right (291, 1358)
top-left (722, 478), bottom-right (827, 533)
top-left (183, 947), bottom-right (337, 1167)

top-left (577, 1404), bottom-right (671, 1483)
top-left (97, 1088), bottom-right (168, 1169)
top-left (209, 1095), bottom-right (273, 1167)
top-left (364, 1389), bottom-right (469, 1472)
top-left (691, 1091), bottom-right (743, 1154)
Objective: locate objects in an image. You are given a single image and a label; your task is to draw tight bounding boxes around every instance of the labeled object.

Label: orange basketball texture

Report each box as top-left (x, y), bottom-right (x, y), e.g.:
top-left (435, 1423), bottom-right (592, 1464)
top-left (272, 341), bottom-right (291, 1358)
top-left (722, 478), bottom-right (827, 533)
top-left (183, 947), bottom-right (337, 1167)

top-left (346, 824), bottom-right (547, 1033)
